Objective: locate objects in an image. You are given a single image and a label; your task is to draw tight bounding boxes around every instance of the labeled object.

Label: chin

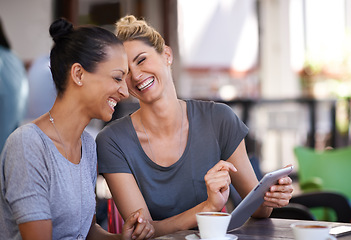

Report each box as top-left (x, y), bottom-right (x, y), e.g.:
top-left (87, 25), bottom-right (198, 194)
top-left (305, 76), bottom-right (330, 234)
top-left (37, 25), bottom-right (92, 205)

top-left (99, 112), bottom-right (113, 122)
top-left (104, 114), bottom-right (114, 122)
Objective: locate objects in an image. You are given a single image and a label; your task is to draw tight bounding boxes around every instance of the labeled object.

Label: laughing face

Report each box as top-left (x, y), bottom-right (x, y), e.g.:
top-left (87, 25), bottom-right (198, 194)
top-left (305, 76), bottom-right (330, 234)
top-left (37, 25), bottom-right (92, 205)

top-left (82, 44), bottom-right (129, 122)
top-left (123, 40), bottom-right (173, 103)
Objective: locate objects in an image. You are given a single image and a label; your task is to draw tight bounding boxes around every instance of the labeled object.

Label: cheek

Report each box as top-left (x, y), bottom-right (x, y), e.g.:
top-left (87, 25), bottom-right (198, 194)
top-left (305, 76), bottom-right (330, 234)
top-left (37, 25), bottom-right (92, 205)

top-left (126, 79), bottom-right (134, 90)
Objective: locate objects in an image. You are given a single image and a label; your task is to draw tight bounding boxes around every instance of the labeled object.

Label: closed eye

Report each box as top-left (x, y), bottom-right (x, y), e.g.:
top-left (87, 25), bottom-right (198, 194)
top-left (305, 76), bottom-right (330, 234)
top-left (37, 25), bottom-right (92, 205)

top-left (113, 77), bottom-right (123, 82)
top-left (137, 57), bottom-right (146, 65)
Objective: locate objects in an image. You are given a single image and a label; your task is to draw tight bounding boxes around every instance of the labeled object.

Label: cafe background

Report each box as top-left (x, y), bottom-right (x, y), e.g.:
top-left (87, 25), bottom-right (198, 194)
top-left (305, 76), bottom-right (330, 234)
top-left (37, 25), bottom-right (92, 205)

top-left (1, 0), bottom-right (351, 227)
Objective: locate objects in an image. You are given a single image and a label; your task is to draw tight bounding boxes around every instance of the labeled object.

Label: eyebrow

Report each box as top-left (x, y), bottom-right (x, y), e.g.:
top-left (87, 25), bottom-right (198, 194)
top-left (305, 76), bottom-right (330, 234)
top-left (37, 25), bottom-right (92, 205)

top-left (132, 52), bottom-right (146, 63)
top-left (112, 69), bottom-right (126, 75)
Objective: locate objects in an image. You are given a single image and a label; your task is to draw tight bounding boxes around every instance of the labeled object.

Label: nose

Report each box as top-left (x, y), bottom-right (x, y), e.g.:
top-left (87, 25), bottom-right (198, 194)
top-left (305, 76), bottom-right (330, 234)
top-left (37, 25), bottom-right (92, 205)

top-left (129, 67), bottom-right (143, 81)
top-left (117, 81), bottom-right (129, 99)
top-left (135, 73), bottom-right (143, 80)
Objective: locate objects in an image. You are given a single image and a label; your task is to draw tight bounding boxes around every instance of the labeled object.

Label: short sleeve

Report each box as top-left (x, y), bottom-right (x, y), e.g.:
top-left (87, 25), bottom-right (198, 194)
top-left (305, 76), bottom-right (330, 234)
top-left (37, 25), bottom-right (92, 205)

top-left (3, 127), bottom-right (51, 224)
top-left (211, 102), bottom-right (249, 160)
top-left (96, 121), bottom-right (132, 174)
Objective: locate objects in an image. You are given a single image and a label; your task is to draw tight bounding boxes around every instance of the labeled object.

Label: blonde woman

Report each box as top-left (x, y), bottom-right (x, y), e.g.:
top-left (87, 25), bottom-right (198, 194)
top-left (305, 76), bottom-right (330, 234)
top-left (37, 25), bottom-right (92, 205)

top-left (96, 15), bottom-right (293, 237)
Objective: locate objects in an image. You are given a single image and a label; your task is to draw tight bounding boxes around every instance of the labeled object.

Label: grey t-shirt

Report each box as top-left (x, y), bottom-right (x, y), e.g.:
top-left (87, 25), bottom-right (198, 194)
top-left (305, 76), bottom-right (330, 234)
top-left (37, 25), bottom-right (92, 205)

top-left (97, 100), bottom-right (248, 221)
top-left (0, 123), bottom-right (97, 240)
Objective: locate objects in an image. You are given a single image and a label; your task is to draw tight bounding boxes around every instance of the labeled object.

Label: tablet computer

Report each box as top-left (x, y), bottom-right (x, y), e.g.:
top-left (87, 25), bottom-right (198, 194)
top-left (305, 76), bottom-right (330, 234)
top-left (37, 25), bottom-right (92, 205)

top-left (227, 166), bottom-right (293, 232)
top-left (330, 226), bottom-right (351, 237)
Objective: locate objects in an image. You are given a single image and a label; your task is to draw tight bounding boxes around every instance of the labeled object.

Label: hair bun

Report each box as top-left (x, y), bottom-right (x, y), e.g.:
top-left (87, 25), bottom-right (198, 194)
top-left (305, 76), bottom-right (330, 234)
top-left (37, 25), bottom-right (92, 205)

top-left (117, 15), bottom-right (138, 28)
top-left (49, 18), bottom-right (73, 43)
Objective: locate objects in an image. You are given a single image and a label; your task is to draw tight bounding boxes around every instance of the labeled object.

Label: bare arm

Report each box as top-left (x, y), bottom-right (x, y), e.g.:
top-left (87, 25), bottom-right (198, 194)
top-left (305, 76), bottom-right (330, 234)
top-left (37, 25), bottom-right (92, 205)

top-left (19, 220), bottom-right (52, 240)
top-left (104, 160), bottom-right (236, 237)
top-left (86, 215), bottom-right (119, 240)
top-left (227, 140), bottom-right (293, 218)
top-left (18, 216), bottom-right (119, 240)
top-left (87, 211), bottom-right (154, 240)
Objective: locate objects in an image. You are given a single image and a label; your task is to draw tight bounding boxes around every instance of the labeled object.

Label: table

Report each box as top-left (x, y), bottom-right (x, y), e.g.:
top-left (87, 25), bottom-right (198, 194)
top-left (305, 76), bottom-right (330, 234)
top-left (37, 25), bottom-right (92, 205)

top-left (155, 218), bottom-right (351, 239)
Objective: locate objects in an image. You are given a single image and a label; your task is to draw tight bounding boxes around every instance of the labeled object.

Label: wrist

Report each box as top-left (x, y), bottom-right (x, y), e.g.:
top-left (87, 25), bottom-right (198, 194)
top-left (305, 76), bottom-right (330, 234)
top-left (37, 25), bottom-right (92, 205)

top-left (201, 200), bottom-right (219, 212)
top-left (253, 205), bottom-right (272, 218)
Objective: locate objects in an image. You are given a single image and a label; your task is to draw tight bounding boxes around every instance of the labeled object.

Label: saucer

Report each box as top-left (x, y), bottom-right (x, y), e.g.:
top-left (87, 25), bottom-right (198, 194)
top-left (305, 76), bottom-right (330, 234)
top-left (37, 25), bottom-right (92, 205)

top-left (185, 233), bottom-right (238, 240)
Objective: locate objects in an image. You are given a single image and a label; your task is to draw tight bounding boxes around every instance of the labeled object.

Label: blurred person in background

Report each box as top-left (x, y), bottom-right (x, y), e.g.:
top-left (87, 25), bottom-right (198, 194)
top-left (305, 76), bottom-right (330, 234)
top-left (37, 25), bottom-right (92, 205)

top-left (0, 17), bottom-right (28, 153)
top-left (25, 54), bottom-right (56, 121)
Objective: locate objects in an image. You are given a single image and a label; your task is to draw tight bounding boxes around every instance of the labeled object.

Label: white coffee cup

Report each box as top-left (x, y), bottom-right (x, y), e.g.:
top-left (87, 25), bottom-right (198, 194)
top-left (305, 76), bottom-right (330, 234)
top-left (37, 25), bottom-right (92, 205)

top-left (196, 212), bottom-right (231, 239)
top-left (291, 223), bottom-right (337, 240)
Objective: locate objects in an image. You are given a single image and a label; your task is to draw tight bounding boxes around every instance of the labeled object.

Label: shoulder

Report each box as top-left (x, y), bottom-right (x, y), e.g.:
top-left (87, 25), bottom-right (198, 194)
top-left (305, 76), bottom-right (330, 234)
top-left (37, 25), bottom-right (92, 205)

top-left (187, 100), bottom-right (247, 134)
top-left (6, 123), bottom-right (44, 146)
top-left (1, 124), bottom-right (52, 175)
top-left (81, 130), bottom-right (96, 157)
top-left (81, 130), bottom-right (98, 177)
top-left (186, 99), bottom-right (234, 117)
top-left (96, 115), bottom-right (132, 142)
top-left (0, 46), bottom-right (26, 74)
top-left (81, 130), bottom-right (95, 145)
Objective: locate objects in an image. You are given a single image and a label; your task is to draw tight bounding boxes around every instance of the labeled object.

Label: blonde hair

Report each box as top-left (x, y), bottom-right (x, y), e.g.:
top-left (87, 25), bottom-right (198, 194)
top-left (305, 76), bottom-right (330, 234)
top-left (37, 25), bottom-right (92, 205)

top-left (115, 15), bottom-right (165, 54)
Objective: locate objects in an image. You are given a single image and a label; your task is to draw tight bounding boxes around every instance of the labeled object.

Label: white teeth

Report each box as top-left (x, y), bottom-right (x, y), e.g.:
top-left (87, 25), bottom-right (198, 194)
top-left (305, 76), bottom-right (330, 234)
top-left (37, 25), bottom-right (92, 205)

top-left (137, 78), bottom-right (154, 91)
top-left (108, 99), bottom-right (117, 108)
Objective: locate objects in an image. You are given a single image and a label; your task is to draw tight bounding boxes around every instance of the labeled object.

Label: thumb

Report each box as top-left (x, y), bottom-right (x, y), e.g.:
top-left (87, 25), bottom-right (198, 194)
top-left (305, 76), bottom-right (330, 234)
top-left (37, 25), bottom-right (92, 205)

top-left (123, 211), bottom-right (140, 230)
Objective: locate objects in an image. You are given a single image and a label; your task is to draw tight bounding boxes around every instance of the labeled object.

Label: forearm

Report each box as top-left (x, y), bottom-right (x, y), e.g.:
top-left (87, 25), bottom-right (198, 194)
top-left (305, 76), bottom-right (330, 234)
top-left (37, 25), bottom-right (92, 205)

top-left (152, 200), bottom-right (219, 237)
top-left (86, 223), bottom-right (120, 240)
top-left (252, 204), bottom-right (273, 219)
top-left (151, 160), bottom-right (235, 237)
top-left (19, 220), bottom-right (52, 240)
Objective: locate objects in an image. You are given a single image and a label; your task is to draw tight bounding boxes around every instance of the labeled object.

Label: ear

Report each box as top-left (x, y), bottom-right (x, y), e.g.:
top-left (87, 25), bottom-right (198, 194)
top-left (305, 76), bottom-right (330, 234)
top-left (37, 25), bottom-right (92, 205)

top-left (71, 63), bottom-right (84, 86)
top-left (164, 45), bottom-right (173, 65)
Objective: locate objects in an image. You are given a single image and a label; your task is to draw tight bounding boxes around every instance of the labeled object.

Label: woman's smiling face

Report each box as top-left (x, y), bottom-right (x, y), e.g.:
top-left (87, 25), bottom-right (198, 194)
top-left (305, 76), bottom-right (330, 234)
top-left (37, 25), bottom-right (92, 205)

top-left (82, 44), bottom-right (129, 122)
top-left (123, 40), bottom-right (172, 103)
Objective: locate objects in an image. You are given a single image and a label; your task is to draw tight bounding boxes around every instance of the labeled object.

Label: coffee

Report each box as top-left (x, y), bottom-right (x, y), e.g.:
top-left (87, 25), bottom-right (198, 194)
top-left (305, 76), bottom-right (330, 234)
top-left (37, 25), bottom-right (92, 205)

top-left (196, 212), bottom-right (231, 239)
top-left (295, 225), bottom-right (328, 229)
top-left (290, 223), bottom-right (336, 240)
top-left (197, 213), bottom-right (228, 217)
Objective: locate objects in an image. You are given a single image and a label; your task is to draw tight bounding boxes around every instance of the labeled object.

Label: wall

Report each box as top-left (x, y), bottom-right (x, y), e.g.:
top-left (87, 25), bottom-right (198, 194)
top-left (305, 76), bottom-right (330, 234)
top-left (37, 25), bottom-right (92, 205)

top-left (259, 0), bottom-right (300, 98)
top-left (0, 0), bottom-right (53, 64)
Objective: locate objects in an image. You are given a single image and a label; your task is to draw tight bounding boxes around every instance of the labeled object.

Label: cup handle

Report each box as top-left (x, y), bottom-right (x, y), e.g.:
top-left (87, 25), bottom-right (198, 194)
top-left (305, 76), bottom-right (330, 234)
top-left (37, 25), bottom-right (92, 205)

top-left (327, 235), bottom-right (337, 240)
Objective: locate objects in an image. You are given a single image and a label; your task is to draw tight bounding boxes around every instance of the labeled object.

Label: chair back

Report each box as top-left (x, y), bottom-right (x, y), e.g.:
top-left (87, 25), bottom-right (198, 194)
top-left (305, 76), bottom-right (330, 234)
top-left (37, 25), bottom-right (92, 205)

top-left (294, 146), bottom-right (351, 200)
top-left (270, 203), bottom-right (315, 220)
top-left (290, 191), bottom-right (351, 223)
top-left (107, 198), bottom-right (124, 234)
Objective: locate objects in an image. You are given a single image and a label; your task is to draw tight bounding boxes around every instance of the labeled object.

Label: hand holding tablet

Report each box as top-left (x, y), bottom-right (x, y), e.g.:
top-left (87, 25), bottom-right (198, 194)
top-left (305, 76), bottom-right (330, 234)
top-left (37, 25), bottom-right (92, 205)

top-left (227, 166), bottom-right (294, 232)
